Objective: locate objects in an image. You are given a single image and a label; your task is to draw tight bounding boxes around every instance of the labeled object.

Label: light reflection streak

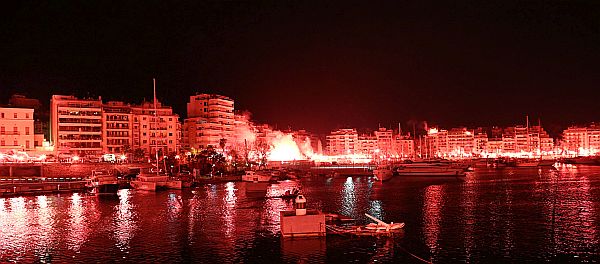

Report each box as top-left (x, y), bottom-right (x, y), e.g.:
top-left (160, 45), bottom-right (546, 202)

top-left (460, 180), bottom-right (476, 261)
top-left (67, 193), bottom-right (89, 252)
top-left (34, 195), bottom-right (54, 261)
top-left (551, 165), bottom-right (598, 255)
top-left (223, 182), bottom-right (237, 239)
top-left (423, 185), bottom-right (443, 257)
top-left (114, 189), bottom-right (137, 251)
top-left (341, 177), bottom-right (356, 217)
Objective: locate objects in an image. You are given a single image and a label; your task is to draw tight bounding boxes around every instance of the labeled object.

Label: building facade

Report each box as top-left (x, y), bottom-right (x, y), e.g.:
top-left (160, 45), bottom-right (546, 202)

top-left (326, 128), bottom-right (358, 155)
top-left (50, 95), bottom-right (103, 156)
top-left (184, 94), bottom-right (235, 149)
top-left (131, 101), bottom-right (179, 156)
top-left (0, 107), bottom-right (35, 151)
top-left (102, 101), bottom-right (133, 154)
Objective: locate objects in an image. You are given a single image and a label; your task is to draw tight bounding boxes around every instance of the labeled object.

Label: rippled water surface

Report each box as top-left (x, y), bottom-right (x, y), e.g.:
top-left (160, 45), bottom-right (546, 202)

top-left (2, 165), bottom-right (600, 263)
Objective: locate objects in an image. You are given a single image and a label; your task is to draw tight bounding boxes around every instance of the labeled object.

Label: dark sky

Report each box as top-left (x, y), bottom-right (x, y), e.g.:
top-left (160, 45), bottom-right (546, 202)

top-left (1, 1), bottom-right (599, 134)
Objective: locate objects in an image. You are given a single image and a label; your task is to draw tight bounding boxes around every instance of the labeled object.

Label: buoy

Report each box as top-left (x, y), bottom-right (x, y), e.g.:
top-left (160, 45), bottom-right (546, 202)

top-left (295, 195), bottom-right (307, 216)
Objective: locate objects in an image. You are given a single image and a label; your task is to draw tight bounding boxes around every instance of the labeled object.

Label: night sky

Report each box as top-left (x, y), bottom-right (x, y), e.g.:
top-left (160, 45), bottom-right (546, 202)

top-left (1, 1), bottom-right (599, 134)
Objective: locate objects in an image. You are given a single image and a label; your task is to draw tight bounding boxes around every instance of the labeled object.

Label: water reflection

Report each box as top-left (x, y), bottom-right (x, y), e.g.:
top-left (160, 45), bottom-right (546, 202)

top-left (223, 182), bottom-right (237, 238)
top-left (67, 193), bottom-right (90, 252)
top-left (341, 177), bottom-right (357, 217)
top-left (114, 189), bottom-right (137, 251)
top-left (422, 185), bottom-right (443, 257)
top-left (0, 167), bottom-right (599, 262)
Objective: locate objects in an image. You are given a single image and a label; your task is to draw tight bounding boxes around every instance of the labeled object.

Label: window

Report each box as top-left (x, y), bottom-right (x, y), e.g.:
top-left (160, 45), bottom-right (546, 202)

top-left (26, 140), bottom-right (30, 149)
top-left (169, 133), bottom-right (173, 136)
top-left (26, 113), bottom-right (30, 119)
top-left (143, 125), bottom-right (147, 128)
top-left (0, 113), bottom-right (3, 118)
top-left (0, 140), bottom-right (3, 146)
top-left (204, 108), bottom-right (207, 112)
top-left (203, 102), bottom-right (207, 106)
top-left (14, 140), bottom-right (18, 146)
top-left (13, 127), bottom-right (17, 134)
top-left (143, 140), bottom-right (147, 144)
top-left (169, 140), bottom-right (173, 144)
top-left (169, 118), bottom-right (172, 121)
top-left (143, 117), bottom-right (146, 120)
top-left (14, 113), bottom-right (17, 118)
top-left (143, 132), bottom-right (147, 136)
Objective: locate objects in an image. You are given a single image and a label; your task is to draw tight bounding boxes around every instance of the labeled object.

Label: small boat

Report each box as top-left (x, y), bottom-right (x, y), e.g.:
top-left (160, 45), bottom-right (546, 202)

top-left (242, 170), bottom-right (272, 182)
top-left (364, 213), bottom-right (405, 230)
top-left (373, 165), bottom-right (393, 181)
top-left (87, 170), bottom-right (119, 195)
top-left (130, 169), bottom-right (182, 191)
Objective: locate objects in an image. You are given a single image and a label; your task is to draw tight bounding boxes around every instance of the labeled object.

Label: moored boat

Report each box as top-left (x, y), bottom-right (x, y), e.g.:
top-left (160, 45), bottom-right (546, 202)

top-left (394, 162), bottom-right (466, 177)
top-left (373, 165), bottom-right (393, 181)
top-left (242, 170), bottom-right (272, 182)
top-left (87, 170), bottom-right (119, 195)
top-left (130, 169), bottom-right (182, 191)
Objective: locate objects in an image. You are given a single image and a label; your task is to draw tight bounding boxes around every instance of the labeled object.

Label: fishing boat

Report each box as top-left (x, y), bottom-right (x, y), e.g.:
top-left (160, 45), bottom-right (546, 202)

top-left (373, 165), bottom-right (393, 181)
top-left (242, 170), bottom-right (272, 182)
top-left (87, 170), bottom-right (119, 195)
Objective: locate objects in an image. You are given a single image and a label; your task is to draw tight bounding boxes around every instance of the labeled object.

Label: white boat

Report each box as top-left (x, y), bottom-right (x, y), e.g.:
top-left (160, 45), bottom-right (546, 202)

top-left (373, 166), bottom-right (393, 182)
top-left (364, 213), bottom-right (404, 231)
top-left (395, 163), bottom-right (466, 177)
top-left (130, 169), bottom-right (182, 191)
top-left (87, 170), bottom-right (119, 195)
top-left (242, 171), bottom-right (272, 182)
top-left (514, 160), bottom-right (539, 167)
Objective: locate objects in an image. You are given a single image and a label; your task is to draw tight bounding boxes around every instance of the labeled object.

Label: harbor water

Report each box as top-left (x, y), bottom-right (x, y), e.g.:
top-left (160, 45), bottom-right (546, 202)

top-left (1, 164), bottom-right (600, 263)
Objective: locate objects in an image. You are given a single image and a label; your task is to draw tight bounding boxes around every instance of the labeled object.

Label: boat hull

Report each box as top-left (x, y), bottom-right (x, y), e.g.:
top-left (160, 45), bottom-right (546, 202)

top-left (91, 183), bottom-right (119, 195)
top-left (373, 169), bottom-right (393, 181)
top-left (130, 180), bottom-right (157, 191)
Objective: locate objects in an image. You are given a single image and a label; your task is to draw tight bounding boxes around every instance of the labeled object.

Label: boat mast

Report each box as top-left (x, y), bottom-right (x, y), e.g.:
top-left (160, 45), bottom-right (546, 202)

top-left (154, 78), bottom-right (159, 176)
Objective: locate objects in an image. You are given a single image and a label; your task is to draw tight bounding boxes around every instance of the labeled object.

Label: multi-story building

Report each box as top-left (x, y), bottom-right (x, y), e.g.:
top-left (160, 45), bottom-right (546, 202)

top-left (423, 128), bottom-right (449, 158)
top-left (0, 107), bottom-right (35, 151)
top-left (131, 101), bottom-right (179, 156)
top-left (357, 134), bottom-right (377, 156)
top-left (9, 94), bottom-right (49, 141)
top-left (473, 128), bottom-right (488, 154)
top-left (50, 95), bottom-right (103, 156)
top-left (447, 127), bottom-right (474, 157)
top-left (374, 127), bottom-right (393, 155)
top-left (102, 101), bottom-right (133, 154)
top-left (184, 94), bottom-right (235, 150)
top-left (393, 135), bottom-right (414, 158)
top-left (326, 128), bottom-right (358, 155)
top-left (561, 124), bottom-right (600, 155)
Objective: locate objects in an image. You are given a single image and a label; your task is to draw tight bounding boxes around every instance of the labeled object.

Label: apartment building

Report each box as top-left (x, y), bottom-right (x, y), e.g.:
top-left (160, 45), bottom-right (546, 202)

top-left (184, 94), bottom-right (235, 149)
top-left (326, 128), bottom-right (358, 155)
top-left (0, 107), bottom-right (35, 151)
top-left (50, 95), bottom-right (103, 156)
top-left (102, 101), bottom-right (133, 154)
top-left (131, 101), bottom-right (179, 156)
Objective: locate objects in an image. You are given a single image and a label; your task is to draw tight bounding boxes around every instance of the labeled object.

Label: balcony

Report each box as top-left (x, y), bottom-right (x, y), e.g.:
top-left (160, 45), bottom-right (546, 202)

top-left (0, 131), bottom-right (20, 135)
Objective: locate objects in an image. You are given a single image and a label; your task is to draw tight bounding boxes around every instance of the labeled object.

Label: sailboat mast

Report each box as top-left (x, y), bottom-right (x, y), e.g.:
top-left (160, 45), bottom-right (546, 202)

top-left (153, 78), bottom-right (159, 175)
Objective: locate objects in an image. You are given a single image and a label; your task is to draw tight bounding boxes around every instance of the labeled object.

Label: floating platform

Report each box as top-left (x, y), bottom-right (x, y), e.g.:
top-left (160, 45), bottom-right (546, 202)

top-left (280, 210), bottom-right (326, 238)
